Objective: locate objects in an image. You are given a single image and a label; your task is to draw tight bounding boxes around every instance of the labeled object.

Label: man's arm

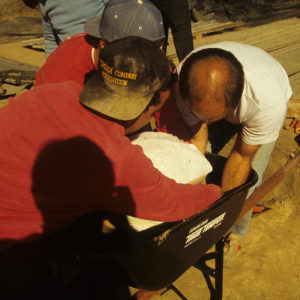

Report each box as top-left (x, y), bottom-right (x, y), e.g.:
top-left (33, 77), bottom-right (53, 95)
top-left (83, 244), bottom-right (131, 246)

top-left (221, 134), bottom-right (260, 192)
top-left (110, 136), bottom-right (222, 222)
top-left (188, 122), bottom-right (208, 155)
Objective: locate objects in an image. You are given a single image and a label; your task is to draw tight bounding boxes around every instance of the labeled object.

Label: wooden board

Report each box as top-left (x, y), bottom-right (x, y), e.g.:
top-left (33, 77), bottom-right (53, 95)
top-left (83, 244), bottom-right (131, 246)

top-left (167, 19), bottom-right (245, 44)
top-left (192, 18), bottom-right (300, 50)
top-left (191, 20), bottom-right (245, 38)
top-left (0, 39), bottom-right (45, 68)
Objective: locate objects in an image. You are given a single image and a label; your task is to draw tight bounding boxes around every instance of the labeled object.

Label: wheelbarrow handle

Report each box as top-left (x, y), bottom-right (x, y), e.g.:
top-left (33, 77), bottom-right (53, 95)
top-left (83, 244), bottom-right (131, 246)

top-left (236, 153), bottom-right (300, 223)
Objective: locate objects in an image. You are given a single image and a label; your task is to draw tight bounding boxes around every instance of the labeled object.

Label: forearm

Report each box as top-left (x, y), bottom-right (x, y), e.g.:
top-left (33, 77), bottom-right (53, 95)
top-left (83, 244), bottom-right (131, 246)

top-left (113, 138), bottom-right (222, 221)
top-left (190, 122), bottom-right (208, 154)
top-left (221, 150), bottom-right (252, 192)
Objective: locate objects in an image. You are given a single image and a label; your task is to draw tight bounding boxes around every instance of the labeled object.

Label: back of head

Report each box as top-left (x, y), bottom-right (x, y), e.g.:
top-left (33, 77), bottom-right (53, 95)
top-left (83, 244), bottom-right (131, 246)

top-left (179, 48), bottom-right (244, 109)
top-left (79, 36), bottom-right (171, 121)
top-left (84, 0), bottom-right (165, 43)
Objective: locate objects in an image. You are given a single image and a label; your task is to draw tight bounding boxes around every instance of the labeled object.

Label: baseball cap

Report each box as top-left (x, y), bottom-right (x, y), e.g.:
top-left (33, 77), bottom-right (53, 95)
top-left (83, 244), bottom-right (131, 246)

top-left (84, 0), bottom-right (165, 42)
top-left (79, 36), bottom-right (171, 121)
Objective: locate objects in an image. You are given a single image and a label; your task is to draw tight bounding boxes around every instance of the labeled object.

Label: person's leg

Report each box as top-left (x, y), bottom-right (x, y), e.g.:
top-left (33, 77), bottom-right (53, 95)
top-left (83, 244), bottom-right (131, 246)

top-left (149, 0), bottom-right (170, 54)
top-left (231, 141), bottom-right (276, 236)
top-left (164, 0), bottom-right (194, 61)
top-left (207, 120), bottom-right (277, 236)
top-left (39, 0), bottom-right (108, 57)
top-left (53, 0), bottom-right (108, 44)
top-left (150, 0), bottom-right (194, 61)
top-left (168, 0), bottom-right (194, 61)
top-left (39, 2), bottom-right (61, 57)
top-left (207, 119), bottom-right (241, 154)
top-left (205, 119), bottom-right (240, 186)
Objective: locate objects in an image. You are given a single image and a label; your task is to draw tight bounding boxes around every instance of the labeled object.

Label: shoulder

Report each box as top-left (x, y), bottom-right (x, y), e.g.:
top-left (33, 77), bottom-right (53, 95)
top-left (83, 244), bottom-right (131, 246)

top-left (13, 81), bottom-right (83, 110)
top-left (35, 33), bottom-right (94, 86)
top-left (44, 33), bottom-right (91, 60)
top-left (60, 33), bottom-right (89, 45)
top-left (34, 81), bottom-right (82, 98)
top-left (49, 33), bottom-right (92, 58)
top-left (0, 81), bottom-right (82, 132)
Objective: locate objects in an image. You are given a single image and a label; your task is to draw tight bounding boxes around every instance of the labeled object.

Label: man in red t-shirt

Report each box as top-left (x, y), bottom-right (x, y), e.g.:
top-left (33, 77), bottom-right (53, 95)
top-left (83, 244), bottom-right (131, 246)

top-left (0, 37), bottom-right (221, 298)
top-left (35, 0), bottom-right (166, 87)
top-left (1, 37), bottom-right (221, 250)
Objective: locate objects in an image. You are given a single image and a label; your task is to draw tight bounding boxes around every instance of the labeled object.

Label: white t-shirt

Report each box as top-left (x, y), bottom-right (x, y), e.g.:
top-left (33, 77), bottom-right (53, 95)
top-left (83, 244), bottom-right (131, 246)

top-left (175, 41), bottom-right (293, 145)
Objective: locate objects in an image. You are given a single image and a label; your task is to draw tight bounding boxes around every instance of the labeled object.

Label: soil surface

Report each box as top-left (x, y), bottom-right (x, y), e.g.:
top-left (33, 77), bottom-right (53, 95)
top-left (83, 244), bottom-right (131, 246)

top-left (150, 129), bottom-right (300, 300)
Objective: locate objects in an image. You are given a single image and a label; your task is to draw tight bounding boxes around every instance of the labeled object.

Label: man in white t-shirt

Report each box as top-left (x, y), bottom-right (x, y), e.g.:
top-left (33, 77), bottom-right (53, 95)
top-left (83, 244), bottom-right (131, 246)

top-left (156, 41), bottom-right (292, 236)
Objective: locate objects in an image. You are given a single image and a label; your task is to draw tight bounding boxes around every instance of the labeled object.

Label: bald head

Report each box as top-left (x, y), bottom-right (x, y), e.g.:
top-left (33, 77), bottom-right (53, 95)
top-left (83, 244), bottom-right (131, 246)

top-left (179, 48), bottom-right (244, 123)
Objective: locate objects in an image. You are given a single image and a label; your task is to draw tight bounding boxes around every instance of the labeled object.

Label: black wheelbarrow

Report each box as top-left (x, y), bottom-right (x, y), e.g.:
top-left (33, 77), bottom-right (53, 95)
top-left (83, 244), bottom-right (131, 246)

top-left (51, 153), bottom-right (257, 299)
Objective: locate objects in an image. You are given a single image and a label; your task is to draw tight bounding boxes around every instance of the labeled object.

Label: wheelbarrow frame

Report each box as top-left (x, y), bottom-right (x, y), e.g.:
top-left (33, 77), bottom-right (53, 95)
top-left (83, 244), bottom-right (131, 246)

top-left (63, 154), bottom-right (258, 293)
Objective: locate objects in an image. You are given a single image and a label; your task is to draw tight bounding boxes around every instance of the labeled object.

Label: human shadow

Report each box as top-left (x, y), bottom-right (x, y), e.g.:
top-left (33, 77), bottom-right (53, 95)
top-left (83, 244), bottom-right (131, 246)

top-left (0, 136), bottom-right (137, 300)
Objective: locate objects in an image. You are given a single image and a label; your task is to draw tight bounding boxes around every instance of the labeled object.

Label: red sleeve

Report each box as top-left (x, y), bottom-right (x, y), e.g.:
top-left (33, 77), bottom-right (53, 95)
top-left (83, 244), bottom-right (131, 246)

top-left (153, 94), bottom-right (192, 142)
top-left (102, 136), bottom-right (221, 222)
top-left (35, 34), bottom-right (94, 87)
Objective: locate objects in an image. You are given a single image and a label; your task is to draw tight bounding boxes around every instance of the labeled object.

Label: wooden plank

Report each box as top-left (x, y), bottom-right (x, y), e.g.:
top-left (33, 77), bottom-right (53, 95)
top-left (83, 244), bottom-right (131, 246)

top-left (267, 43), bottom-right (300, 99)
top-left (287, 101), bottom-right (300, 118)
top-left (272, 0), bottom-right (300, 11)
top-left (269, 43), bottom-right (300, 75)
top-left (21, 37), bottom-right (45, 51)
top-left (168, 20), bottom-right (245, 43)
top-left (236, 153), bottom-right (300, 223)
top-left (167, 17), bottom-right (300, 61)
top-left (288, 73), bottom-right (300, 100)
top-left (193, 17), bottom-right (300, 51)
top-left (191, 20), bottom-right (245, 37)
top-left (0, 99), bottom-right (8, 109)
top-left (0, 40), bottom-right (45, 67)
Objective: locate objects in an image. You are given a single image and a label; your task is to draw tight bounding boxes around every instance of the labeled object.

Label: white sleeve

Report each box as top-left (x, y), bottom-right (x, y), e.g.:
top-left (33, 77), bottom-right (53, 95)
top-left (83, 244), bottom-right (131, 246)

top-left (241, 101), bottom-right (288, 145)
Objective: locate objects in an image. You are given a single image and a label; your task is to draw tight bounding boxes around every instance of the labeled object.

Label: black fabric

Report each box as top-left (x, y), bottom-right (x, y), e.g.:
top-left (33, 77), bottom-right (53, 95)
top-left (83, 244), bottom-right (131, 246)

top-left (0, 212), bottom-right (134, 300)
top-left (208, 119), bottom-right (242, 154)
top-left (151, 0), bottom-right (194, 61)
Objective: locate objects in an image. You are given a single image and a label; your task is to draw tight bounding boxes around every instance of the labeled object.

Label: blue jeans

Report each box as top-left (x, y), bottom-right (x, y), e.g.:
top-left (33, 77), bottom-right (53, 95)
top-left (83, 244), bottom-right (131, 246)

top-left (206, 119), bottom-right (276, 236)
top-left (39, 0), bottom-right (109, 57)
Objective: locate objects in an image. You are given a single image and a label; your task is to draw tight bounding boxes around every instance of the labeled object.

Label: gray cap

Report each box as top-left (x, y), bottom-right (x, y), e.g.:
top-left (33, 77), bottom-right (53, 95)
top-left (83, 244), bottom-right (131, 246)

top-left (79, 37), bottom-right (171, 121)
top-left (84, 0), bottom-right (165, 42)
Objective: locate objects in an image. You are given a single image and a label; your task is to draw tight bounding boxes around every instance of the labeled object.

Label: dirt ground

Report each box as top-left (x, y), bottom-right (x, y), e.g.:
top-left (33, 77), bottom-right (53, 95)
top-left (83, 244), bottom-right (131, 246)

top-left (0, 1), bottom-right (300, 299)
top-left (150, 128), bottom-right (300, 300)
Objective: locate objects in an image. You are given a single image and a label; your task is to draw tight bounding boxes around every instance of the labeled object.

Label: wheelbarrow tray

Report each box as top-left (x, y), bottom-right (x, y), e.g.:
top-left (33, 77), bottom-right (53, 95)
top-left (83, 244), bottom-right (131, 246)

top-left (69, 154), bottom-right (258, 290)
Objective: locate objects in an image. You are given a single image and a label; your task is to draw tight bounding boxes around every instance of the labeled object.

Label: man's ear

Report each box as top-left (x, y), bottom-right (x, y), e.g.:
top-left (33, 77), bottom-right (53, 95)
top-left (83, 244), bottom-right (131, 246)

top-left (99, 39), bottom-right (107, 49)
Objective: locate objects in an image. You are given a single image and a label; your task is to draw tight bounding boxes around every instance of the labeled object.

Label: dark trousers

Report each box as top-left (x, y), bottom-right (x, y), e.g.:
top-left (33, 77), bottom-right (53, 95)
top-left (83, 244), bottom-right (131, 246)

top-left (151, 0), bottom-right (194, 61)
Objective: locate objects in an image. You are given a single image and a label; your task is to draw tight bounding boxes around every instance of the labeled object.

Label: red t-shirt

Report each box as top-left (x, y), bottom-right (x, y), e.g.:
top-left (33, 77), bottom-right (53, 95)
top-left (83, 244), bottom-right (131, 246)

top-left (0, 81), bottom-right (221, 249)
top-left (35, 33), bottom-right (95, 87)
top-left (153, 92), bottom-right (192, 141)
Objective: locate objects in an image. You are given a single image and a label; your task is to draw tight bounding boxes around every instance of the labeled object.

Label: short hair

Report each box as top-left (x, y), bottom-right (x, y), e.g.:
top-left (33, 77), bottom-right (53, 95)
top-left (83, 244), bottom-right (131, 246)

top-left (179, 48), bottom-right (244, 109)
